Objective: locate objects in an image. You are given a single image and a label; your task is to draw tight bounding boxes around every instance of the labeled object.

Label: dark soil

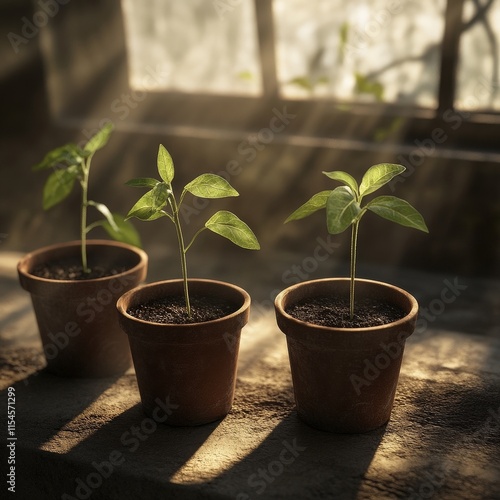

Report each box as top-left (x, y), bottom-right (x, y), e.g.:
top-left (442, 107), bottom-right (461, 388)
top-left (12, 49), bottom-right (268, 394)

top-left (32, 258), bottom-right (127, 280)
top-left (286, 295), bottom-right (406, 328)
top-left (127, 294), bottom-right (237, 324)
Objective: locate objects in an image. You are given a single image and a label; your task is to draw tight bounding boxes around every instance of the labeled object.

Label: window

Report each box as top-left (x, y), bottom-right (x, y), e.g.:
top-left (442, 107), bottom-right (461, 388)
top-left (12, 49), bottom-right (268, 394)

top-left (274, 0), bottom-right (445, 108)
top-left (44, 0), bottom-right (500, 152)
top-left (121, 0), bottom-right (262, 96)
top-left (456, 0), bottom-right (500, 111)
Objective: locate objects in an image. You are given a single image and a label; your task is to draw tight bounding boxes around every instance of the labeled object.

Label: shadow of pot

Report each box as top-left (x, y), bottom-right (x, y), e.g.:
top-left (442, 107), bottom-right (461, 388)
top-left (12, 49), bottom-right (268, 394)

top-left (274, 278), bottom-right (418, 433)
top-left (17, 240), bottom-right (148, 378)
top-left (116, 279), bottom-right (250, 426)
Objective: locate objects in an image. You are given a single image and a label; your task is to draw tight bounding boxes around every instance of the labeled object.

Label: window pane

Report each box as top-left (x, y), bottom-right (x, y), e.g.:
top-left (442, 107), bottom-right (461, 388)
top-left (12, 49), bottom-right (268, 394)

top-left (456, 0), bottom-right (500, 111)
top-left (273, 0), bottom-right (446, 107)
top-left (121, 0), bottom-right (262, 95)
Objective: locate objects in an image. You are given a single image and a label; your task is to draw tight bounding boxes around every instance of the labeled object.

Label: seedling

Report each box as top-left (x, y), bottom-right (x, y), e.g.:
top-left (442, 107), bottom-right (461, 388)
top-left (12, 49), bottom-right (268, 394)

top-left (285, 163), bottom-right (428, 319)
top-left (126, 144), bottom-right (260, 318)
top-left (33, 124), bottom-right (141, 273)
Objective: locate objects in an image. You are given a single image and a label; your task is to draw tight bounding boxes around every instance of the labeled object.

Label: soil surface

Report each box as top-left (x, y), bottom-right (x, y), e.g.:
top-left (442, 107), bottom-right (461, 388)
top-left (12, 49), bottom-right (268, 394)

top-left (32, 258), bottom-right (127, 280)
top-left (127, 294), bottom-right (237, 324)
top-left (286, 295), bottom-right (406, 328)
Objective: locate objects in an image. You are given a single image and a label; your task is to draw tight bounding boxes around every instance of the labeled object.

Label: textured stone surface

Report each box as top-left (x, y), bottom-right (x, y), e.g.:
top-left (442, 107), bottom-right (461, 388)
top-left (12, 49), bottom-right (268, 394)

top-left (1, 252), bottom-right (499, 499)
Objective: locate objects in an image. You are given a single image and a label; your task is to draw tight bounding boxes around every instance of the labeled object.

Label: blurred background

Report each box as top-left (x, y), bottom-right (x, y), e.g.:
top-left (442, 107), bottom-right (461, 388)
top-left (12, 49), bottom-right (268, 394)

top-left (1, 0), bottom-right (499, 301)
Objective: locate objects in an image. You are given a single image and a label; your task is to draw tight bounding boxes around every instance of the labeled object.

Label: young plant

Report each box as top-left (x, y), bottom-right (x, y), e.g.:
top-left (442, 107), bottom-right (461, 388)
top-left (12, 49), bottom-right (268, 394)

top-left (285, 163), bottom-right (428, 319)
top-left (126, 144), bottom-right (260, 318)
top-left (33, 124), bottom-right (141, 273)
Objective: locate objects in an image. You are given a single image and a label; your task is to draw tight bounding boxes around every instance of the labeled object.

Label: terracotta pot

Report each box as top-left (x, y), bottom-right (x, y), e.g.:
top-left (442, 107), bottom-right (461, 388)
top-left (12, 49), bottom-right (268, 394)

top-left (17, 240), bottom-right (148, 378)
top-left (116, 279), bottom-right (250, 426)
top-left (274, 278), bottom-right (418, 433)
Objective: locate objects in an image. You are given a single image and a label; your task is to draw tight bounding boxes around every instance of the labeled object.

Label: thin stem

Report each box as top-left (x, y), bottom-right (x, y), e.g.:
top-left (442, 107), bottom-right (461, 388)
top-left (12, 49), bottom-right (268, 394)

top-left (162, 210), bottom-right (175, 224)
top-left (169, 196), bottom-right (191, 318)
top-left (80, 158), bottom-right (91, 273)
top-left (179, 188), bottom-right (187, 207)
top-left (84, 220), bottom-right (103, 233)
top-left (349, 220), bottom-right (360, 320)
top-left (184, 227), bottom-right (207, 253)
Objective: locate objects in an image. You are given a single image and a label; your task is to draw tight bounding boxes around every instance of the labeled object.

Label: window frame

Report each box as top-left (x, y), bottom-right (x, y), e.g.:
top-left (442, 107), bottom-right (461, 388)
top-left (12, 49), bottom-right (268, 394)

top-left (49, 0), bottom-right (500, 158)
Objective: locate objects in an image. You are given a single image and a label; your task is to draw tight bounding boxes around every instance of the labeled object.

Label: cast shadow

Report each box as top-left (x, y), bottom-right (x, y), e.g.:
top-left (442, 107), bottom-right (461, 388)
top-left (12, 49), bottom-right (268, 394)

top-left (0, 369), bottom-right (121, 450)
top-left (384, 376), bottom-right (500, 498)
top-left (50, 401), bottom-right (223, 499)
top-left (211, 408), bottom-right (387, 499)
top-left (1, 367), bottom-right (125, 498)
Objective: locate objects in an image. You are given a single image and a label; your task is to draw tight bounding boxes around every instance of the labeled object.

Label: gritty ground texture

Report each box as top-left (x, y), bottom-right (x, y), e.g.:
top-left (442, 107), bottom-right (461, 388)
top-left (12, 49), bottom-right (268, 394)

top-left (1, 252), bottom-right (499, 499)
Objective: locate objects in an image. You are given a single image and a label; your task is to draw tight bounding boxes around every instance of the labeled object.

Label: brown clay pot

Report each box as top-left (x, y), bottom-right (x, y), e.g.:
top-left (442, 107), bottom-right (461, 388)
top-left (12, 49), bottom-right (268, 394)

top-left (116, 279), bottom-right (250, 426)
top-left (17, 240), bottom-right (148, 378)
top-left (274, 278), bottom-right (418, 433)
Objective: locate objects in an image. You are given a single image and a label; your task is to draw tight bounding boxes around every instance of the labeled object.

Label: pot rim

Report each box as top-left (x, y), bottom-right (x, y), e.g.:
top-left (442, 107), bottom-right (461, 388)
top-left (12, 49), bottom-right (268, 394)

top-left (17, 239), bottom-right (148, 285)
top-left (275, 277), bottom-right (418, 333)
top-left (117, 278), bottom-right (251, 328)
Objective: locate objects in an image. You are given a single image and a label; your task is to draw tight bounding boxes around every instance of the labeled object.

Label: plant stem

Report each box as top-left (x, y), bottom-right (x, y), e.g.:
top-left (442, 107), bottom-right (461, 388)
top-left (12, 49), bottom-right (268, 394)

top-left (349, 220), bottom-right (360, 320)
top-left (184, 227), bottom-right (206, 253)
top-left (169, 197), bottom-right (191, 318)
top-left (81, 160), bottom-right (90, 273)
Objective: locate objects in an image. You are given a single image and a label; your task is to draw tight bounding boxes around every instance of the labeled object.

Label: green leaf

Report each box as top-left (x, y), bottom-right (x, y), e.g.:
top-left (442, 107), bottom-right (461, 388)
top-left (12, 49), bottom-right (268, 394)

top-left (126, 178), bottom-right (159, 189)
top-left (366, 196), bottom-right (429, 232)
top-left (99, 213), bottom-right (142, 247)
top-left (326, 186), bottom-right (361, 234)
top-left (126, 183), bottom-right (170, 221)
top-left (339, 21), bottom-right (349, 50)
top-left (289, 76), bottom-right (313, 91)
top-left (33, 144), bottom-right (87, 171)
top-left (205, 210), bottom-right (260, 250)
top-left (285, 190), bottom-right (332, 223)
top-left (88, 201), bottom-right (119, 232)
top-left (42, 166), bottom-right (79, 210)
top-left (354, 73), bottom-right (384, 102)
top-left (322, 171), bottom-right (359, 196)
top-left (237, 70), bottom-right (253, 81)
top-left (183, 174), bottom-right (239, 199)
top-left (359, 163), bottom-right (405, 198)
top-left (157, 144), bottom-right (174, 184)
top-left (84, 123), bottom-right (113, 153)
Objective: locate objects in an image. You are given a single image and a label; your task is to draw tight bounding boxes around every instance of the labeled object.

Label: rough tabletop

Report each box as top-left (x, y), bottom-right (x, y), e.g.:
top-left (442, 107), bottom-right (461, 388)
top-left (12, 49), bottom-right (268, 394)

top-left (1, 252), bottom-right (499, 500)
